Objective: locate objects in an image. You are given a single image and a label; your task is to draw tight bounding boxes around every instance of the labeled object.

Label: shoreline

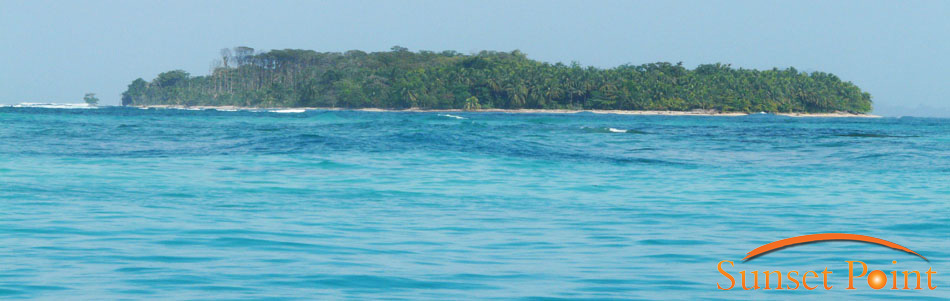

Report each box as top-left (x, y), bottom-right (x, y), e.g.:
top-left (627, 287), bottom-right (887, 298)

top-left (130, 105), bottom-right (881, 118)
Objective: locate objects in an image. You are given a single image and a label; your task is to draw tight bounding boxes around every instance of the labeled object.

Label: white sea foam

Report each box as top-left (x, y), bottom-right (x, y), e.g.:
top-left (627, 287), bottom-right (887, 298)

top-left (164, 107), bottom-right (203, 111)
top-left (439, 114), bottom-right (465, 119)
top-left (272, 109), bottom-right (306, 113)
top-left (14, 102), bottom-right (96, 109)
top-left (608, 128), bottom-right (628, 133)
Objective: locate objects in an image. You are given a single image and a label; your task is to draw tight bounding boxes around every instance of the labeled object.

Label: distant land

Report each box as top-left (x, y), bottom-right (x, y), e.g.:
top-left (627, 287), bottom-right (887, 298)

top-left (122, 46), bottom-right (873, 114)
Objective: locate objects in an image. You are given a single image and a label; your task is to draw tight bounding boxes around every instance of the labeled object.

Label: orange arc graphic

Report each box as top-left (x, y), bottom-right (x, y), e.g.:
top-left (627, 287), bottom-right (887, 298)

top-left (743, 233), bottom-right (927, 261)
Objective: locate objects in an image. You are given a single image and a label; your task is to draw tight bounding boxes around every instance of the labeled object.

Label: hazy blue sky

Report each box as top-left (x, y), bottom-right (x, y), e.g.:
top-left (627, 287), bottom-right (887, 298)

top-left (2, 0), bottom-right (948, 116)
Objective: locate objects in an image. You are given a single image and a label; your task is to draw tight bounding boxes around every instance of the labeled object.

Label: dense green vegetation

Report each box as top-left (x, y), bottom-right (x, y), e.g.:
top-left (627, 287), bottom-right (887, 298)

top-left (83, 93), bottom-right (99, 106)
top-left (122, 46), bottom-right (872, 113)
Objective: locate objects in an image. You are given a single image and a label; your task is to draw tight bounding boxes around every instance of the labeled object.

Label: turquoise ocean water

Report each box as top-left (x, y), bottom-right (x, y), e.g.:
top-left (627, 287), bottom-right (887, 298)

top-left (1, 107), bottom-right (948, 299)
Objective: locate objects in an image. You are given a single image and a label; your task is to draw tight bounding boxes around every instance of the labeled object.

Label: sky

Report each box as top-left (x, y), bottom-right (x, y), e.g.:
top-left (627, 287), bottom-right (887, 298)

top-left (1, 0), bottom-right (948, 117)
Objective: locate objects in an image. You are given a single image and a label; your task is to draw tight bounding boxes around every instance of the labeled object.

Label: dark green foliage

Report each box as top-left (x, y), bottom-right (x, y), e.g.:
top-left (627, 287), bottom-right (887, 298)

top-left (121, 78), bottom-right (147, 106)
top-left (123, 47), bottom-right (872, 113)
top-left (83, 93), bottom-right (99, 105)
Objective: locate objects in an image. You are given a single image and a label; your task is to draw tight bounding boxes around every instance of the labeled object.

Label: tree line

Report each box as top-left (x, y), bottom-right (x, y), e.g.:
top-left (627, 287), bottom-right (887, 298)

top-left (122, 46), bottom-right (872, 113)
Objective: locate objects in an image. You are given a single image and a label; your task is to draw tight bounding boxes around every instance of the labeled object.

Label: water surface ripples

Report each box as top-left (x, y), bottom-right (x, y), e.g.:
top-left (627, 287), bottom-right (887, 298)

top-left (0, 107), bottom-right (947, 299)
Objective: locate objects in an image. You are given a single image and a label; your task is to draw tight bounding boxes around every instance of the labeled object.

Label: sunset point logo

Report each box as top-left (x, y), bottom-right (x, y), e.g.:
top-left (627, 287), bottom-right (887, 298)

top-left (717, 233), bottom-right (937, 291)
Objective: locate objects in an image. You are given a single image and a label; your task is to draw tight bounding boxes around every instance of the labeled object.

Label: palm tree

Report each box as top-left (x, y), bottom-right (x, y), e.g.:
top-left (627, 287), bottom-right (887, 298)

top-left (464, 96), bottom-right (481, 111)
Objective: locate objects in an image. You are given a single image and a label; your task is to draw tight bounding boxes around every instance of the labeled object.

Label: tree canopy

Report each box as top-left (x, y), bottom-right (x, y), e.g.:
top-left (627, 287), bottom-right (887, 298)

top-left (122, 46), bottom-right (872, 113)
top-left (83, 93), bottom-right (99, 106)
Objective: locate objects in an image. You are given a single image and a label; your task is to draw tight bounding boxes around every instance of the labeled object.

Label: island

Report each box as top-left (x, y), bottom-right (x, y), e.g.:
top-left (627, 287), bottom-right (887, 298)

top-left (122, 46), bottom-right (873, 116)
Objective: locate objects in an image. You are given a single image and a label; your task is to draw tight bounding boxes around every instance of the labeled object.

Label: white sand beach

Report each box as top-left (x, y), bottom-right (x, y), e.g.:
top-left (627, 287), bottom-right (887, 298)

top-left (132, 105), bottom-right (881, 118)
